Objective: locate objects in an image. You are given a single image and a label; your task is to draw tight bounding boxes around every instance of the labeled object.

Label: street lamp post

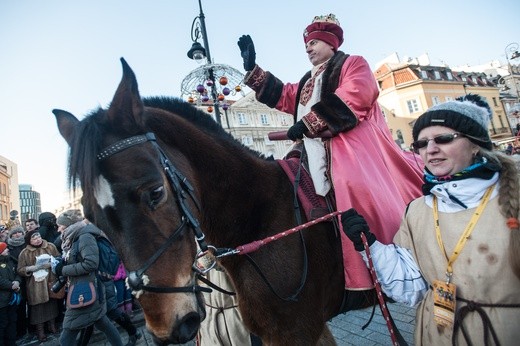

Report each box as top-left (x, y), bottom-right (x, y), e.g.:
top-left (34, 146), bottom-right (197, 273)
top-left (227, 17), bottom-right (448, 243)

top-left (504, 42), bottom-right (520, 99)
top-left (183, 0), bottom-right (245, 127)
top-left (187, 0), bottom-right (220, 125)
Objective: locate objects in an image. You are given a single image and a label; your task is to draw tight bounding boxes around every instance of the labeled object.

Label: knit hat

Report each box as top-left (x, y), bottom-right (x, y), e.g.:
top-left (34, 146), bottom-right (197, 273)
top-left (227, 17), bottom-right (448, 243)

top-left (8, 226), bottom-right (24, 238)
top-left (57, 209), bottom-right (84, 228)
top-left (24, 230), bottom-right (40, 245)
top-left (0, 242), bottom-right (7, 253)
top-left (303, 14), bottom-right (344, 51)
top-left (38, 212), bottom-right (56, 227)
top-left (412, 94), bottom-right (492, 150)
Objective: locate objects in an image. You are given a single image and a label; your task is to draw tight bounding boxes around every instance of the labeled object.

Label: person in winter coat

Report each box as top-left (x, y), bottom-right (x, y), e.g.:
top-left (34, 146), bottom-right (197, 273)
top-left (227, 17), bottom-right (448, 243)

top-left (6, 226), bottom-right (29, 339)
top-left (54, 209), bottom-right (123, 346)
top-left (17, 229), bottom-right (60, 342)
top-left (0, 242), bottom-right (21, 346)
top-left (341, 94), bottom-right (520, 345)
top-left (237, 13), bottom-right (423, 293)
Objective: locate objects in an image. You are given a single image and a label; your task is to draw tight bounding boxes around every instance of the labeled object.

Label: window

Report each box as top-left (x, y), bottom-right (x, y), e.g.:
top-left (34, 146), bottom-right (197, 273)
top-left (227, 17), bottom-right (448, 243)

top-left (264, 135), bottom-right (273, 145)
top-left (492, 97), bottom-right (498, 107)
top-left (446, 71), bottom-right (453, 80)
top-left (472, 77), bottom-right (478, 84)
top-left (445, 96), bottom-right (454, 102)
top-left (281, 115), bottom-right (289, 126)
top-left (260, 114), bottom-right (269, 125)
top-left (237, 113), bottom-right (248, 125)
top-left (432, 96), bottom-right (441, 105)
top-left (434, 71), bottom-right (441, 80)
top-left (461, 76), bottom-right (467, 82)
top-left (406, 99), bottom-right (420, 114)
top-left (241, 135), bottom-right (253, 146)
top-left (420, 71), bottom-right (429, 79)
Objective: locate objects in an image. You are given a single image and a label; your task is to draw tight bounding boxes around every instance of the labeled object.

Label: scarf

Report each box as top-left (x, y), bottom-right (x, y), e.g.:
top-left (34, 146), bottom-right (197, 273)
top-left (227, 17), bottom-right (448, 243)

top-left (422, 157), bottom-right (499, 195)
top-left (61, 220), bottom-right (87, 256)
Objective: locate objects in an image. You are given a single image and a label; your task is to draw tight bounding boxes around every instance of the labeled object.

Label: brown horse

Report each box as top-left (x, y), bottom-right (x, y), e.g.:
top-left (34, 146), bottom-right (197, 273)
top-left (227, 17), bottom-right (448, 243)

top-left (53, 59), bottom-right (371, 345)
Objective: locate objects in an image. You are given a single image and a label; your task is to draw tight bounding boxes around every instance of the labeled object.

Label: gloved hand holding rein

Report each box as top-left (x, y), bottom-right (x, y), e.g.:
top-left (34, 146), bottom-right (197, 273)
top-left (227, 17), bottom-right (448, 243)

top-left (287, 120), bottom-right (309, 141)
top-left (341, 208), bottom-right (376, 251)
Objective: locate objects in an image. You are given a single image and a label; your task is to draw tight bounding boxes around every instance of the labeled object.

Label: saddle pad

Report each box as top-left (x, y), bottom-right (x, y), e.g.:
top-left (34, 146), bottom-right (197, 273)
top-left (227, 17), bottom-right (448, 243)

top-left (277, 158), bottom-right (328, 221)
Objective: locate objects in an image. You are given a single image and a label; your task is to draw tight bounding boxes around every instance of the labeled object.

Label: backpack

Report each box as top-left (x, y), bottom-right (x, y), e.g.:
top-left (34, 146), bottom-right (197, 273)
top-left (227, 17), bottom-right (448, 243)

top-left (95, 235), bottom-right (121, 281)
top-left (73, 233), bottom-right (121, 282)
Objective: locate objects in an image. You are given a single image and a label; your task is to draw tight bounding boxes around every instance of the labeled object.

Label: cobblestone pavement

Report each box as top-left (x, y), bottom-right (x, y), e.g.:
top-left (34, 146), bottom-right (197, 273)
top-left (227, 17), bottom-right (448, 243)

top-left (19, 302), bottom-right (415, 345)
top-left (328, 302), bottom-right (416, 345)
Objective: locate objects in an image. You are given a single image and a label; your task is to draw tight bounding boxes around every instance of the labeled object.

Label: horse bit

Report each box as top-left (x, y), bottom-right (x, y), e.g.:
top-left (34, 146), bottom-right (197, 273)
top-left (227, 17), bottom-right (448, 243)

top-left (97, 132), bottom-right (227, 297)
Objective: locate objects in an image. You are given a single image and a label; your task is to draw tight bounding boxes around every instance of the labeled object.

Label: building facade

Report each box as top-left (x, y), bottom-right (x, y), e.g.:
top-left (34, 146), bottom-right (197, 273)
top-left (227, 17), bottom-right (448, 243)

top-left (0, 155), bottom-right (21, 226)
top-left (19, 184), bottom-right (41, 223)
top-left (374, 54), bottom-right (515, 150)
top-left (0, 161), bottom-right (10, 225)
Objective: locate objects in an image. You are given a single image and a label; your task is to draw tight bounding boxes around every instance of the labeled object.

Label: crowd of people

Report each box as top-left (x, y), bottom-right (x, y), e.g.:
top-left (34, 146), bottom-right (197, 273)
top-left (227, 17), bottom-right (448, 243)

top-left (0, 210), bottom-right (141, 346)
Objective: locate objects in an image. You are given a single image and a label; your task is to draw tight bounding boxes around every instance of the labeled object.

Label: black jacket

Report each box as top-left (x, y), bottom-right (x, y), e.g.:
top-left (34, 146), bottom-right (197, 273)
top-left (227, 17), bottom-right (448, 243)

top-left (0, 254), bottom-right (21, 308)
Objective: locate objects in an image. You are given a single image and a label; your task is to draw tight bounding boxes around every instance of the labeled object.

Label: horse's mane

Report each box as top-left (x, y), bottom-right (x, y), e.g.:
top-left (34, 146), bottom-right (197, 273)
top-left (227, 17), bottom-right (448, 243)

top-left (67, 96), bottom-right (269, 195)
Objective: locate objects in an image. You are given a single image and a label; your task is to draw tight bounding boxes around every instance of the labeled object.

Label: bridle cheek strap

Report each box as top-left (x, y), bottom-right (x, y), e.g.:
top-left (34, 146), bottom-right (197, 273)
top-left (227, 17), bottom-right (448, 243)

top-left (98, 132), bottom-right (209, 295)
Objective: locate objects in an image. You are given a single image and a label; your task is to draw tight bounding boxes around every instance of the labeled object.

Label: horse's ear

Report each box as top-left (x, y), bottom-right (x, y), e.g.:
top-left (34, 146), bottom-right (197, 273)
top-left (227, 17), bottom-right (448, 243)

top-left (107, 58), bottom-right (145, 133)
top-left (53, 109), bottom-right (79, 146)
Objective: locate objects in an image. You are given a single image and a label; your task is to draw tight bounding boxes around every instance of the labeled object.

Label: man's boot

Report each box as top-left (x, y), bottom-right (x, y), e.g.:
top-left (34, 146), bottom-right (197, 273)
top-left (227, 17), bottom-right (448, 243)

top-left (47, 318), bottom-right (58, 334)
top-left (35, 323), bottom-right (47, 342)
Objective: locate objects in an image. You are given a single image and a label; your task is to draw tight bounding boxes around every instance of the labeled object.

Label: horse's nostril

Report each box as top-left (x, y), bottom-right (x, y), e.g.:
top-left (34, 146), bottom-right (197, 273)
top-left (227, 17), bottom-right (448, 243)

top-left (176, 312), bottom-right (201, 343)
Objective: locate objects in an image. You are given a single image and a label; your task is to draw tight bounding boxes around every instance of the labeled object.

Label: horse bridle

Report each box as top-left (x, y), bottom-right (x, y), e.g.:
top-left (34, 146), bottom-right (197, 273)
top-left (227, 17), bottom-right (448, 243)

top-left (97, 132), bottom-right (213, 295)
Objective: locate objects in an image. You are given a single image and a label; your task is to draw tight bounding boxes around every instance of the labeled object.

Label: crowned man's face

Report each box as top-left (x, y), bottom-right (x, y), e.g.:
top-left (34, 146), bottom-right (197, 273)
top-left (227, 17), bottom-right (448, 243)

top-left (305, 39), bottom-right (335, 66)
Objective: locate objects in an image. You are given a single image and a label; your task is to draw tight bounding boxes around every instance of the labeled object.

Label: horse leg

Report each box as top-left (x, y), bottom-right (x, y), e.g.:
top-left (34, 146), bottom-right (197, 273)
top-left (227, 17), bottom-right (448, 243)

top-left (316, 325), bottom-right (337, 346)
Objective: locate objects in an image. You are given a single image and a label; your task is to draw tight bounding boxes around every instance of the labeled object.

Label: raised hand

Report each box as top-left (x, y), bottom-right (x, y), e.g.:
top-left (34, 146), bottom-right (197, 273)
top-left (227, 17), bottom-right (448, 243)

top-left (237, 35), bottom-right (256, 71)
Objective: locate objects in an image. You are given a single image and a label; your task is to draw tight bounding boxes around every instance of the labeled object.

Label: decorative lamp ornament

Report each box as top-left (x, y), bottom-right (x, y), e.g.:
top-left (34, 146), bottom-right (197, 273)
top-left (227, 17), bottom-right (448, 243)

top-left (219, 76), bottom-right (228, 85)
top-left (188, 96), bottom-right (195, 103)
top-left (207, 106), bottom-right (214, 113)
top-left (217, 94), bottom-right (225, 101)
top-left (206, 79), bottom-right (214, 87)
top-left (234, 85), bottom-right (242, 92)
top-left (202, 94), bottom-right (210, 102)
top-left (222, 87), bottom-right (230, 96)
top-left (222, 103), bottom-right (229, 111)
top-left (196, 84), bottom-right (205, 93)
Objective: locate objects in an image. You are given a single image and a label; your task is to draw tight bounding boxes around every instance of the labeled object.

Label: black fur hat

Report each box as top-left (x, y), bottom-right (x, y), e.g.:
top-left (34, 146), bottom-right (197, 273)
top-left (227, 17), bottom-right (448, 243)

top-left (413, 94), bottom-right (492, 150)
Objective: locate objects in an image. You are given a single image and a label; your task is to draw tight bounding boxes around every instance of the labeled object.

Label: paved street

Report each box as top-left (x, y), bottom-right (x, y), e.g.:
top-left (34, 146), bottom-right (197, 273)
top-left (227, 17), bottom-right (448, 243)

top-left (21, 302), bottom-right (415, 345)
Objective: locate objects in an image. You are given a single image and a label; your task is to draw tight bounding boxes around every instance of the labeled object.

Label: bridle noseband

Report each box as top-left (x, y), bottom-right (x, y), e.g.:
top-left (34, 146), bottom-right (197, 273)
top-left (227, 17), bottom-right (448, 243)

top-left (98, 132), bottom-right (212, 295)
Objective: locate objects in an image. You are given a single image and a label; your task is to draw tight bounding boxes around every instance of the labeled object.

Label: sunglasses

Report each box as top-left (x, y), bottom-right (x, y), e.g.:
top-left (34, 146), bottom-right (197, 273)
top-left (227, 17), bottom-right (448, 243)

top-left (411, 133), bottom-right (464, 152)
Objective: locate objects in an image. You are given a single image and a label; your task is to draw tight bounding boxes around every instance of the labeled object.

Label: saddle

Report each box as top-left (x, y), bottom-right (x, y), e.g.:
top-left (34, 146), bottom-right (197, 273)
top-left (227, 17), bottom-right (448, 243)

top-left (277, 156), bottom-right (330, 221)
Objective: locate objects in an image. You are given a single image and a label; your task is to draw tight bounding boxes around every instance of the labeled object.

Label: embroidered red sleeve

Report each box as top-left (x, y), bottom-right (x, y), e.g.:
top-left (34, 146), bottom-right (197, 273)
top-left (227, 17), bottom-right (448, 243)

top-left (243, 65), bottom-right (266, 92)
top-left (302, 111), bottom-right (328, 135)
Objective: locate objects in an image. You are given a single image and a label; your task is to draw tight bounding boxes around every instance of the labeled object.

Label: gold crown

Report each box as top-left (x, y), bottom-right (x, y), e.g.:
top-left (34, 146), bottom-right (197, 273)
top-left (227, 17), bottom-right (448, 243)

top-left (311, 14), bottom-right (340, 26)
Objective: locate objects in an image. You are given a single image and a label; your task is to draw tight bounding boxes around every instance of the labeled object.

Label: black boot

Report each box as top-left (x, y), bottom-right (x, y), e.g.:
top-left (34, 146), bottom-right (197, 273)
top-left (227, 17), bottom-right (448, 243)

top-left (126, 330), bottom-right (142, 346)
top-left (35, 323), bottom-right (47, 342)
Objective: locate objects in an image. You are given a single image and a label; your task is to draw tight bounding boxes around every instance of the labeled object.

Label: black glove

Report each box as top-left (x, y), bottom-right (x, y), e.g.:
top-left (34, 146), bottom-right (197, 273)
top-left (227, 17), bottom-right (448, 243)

top-left (287, 120), bottom-right (308, 141)
top-left (53, 257), bottom-right (64, 277)
top-left (341, 208), bottom-right (376, 251)
top-left (237, 35), bottom-right (256, 71)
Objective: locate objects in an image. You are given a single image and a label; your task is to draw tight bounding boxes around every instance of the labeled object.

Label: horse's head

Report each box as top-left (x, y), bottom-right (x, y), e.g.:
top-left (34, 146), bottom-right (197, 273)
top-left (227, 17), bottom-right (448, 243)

top-left (53, 58), bottom-right (210, 344)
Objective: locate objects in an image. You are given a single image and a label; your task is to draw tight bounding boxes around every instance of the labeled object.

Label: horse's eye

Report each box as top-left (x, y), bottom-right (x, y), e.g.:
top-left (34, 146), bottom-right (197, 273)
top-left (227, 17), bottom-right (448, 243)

top-left (149, 185), bottom-right (165, 209)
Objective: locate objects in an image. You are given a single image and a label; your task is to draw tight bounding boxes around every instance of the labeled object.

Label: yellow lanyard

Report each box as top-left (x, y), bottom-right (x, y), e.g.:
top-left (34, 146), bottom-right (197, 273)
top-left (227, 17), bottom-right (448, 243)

top-left (433, 185), bottom-right (495, 283)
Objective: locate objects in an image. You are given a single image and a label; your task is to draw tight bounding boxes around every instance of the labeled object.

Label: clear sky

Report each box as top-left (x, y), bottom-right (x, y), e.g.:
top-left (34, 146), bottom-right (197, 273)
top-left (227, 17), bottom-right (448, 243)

top-left (1, 0), bottom-right (519, 211)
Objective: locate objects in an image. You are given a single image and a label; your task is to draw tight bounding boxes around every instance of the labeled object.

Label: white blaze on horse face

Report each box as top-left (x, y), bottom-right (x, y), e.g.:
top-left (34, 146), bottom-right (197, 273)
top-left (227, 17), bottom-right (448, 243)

top-left (94, 175), bottom-right (115, 208)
